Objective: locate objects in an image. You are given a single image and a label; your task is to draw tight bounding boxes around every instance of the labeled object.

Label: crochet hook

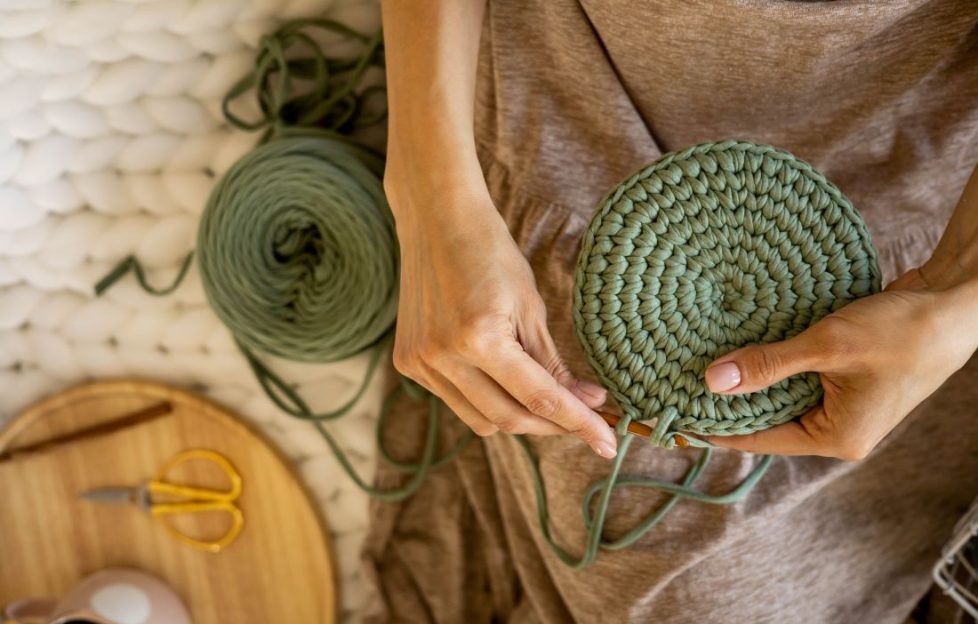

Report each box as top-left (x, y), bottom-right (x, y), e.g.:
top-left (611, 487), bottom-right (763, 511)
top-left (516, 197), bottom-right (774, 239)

top-left (597, 411), bottom-right (689, 447)
top-left (0, 402), bottom-right (173, 464)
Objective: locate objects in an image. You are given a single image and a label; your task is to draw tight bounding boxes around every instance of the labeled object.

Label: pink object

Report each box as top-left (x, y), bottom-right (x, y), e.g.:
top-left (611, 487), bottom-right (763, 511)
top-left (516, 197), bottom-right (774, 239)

top-left (706, 361), bottom-right (742, 393)
top-left (3, 568), bottom-right (191, 624)
top-left (590, 440), bottom-right (617, 459)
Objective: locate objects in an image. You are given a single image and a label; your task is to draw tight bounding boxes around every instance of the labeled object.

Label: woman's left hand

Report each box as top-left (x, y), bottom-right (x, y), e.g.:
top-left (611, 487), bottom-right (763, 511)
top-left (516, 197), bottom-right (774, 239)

top-left (706, 161), bottom-right (978, 460)
top-left (703, 269), bottom-right (978, 460)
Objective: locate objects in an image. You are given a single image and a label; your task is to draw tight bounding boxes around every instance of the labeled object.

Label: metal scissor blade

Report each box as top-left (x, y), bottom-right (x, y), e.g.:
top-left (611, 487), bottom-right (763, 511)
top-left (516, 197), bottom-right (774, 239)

top-left (79, 486), bottom-right (143, 506)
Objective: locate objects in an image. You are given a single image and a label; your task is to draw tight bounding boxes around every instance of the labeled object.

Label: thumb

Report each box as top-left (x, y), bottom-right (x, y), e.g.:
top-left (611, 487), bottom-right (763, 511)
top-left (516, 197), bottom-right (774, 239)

top-left (705, 330), bottom-right (823, 395)
top-left (884, 267), bottom-right (927, 292)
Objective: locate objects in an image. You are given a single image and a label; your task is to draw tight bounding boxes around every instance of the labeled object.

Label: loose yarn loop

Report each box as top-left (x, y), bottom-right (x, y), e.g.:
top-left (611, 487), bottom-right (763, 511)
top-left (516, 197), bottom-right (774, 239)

top-left (574, 140), bottom-right (882, 441)
top-left (521, 141), bottom-right (881, 568)
top-left (222, 18), bottom-right (387, 141)
top-left (518, 419), bottom-right (775, 568)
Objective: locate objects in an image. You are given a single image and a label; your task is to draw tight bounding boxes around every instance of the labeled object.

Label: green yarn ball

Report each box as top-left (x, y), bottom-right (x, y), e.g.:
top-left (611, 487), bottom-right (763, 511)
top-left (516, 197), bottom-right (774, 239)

top-left (573, 140), bottom-right (881, 440)
top-left (197, 135), bottom-right (399, 363)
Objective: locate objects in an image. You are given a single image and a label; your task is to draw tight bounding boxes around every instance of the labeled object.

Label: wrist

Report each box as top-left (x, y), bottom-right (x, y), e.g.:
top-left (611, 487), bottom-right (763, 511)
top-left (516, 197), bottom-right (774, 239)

top-left (918, 253), bottom-right (978, 292)
top-left (919, 161), bottom-right (978, 291)
top-left (384, 137), bottom-right (493, 221)
top-left (931, 276), bottom-right (978, 358)
top-left (386, 111), bottom-right (484, 183)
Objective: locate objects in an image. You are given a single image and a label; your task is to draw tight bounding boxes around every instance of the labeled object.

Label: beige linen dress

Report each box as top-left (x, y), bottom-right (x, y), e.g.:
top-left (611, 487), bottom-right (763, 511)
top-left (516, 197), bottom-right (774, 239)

top-left (363, 2), bottom-right (978, 622)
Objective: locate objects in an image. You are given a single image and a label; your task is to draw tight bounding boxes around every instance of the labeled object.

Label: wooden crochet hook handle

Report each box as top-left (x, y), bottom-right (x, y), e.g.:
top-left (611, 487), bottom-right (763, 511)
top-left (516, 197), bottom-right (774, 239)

top-left (597, 411), bottom-right (689, 448)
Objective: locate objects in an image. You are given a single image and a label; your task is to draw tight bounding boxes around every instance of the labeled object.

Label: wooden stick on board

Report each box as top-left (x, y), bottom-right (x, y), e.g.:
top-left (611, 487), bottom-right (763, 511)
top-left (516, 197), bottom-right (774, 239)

top-left (0, 401), bottom-right (173, 463)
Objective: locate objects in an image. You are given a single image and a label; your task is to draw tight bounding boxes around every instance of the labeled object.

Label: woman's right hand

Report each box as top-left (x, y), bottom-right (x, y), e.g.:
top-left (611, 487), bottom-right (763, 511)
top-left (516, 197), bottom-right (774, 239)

top-left (379, 0), bottom-right (617, 458)
top-left (384, 173), bottom-right (619, 459)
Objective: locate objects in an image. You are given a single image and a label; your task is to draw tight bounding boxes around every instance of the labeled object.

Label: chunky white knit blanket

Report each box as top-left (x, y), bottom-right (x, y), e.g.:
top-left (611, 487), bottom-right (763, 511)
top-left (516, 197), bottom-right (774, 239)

top-left (0, 1), bottom-right (384, 621)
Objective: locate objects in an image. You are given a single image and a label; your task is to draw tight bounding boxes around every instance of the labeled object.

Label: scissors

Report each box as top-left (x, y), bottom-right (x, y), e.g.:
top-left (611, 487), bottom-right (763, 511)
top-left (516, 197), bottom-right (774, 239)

top-left (80, 448), bottom-right (244, 553)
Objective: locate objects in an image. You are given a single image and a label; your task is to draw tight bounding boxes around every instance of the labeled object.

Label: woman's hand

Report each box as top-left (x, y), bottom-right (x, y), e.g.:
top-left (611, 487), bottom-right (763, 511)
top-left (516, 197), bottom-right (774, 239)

top-left (703, 272), bottom-right (978, 459)
top-left (705, 163), bottom-right (978, 460)
top-left (380, 0), bottom-right (617, 458)
top-left (386, 178), bottom-right (618, 458)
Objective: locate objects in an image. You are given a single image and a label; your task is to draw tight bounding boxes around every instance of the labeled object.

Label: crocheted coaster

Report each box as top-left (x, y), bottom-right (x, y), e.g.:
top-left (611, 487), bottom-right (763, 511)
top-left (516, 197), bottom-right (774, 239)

top-left (573, 140), bottom-right (881, 443)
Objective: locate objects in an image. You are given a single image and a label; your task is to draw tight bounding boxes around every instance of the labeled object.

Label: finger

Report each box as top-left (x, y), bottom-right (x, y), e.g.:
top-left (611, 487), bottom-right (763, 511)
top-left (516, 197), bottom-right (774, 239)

top-left (571, 379), bottom-right (608, 410)
top-left (475, 342), bottom-right (618, 458)
top-left (884, 268), bottom-right (927, 292)
top-left (445, 366), bottom-right (568, 436)
top-left (704, 329), bottom-right (825, 394)
top-left (421, 365), bottom-right (499, 437)
top-left (704, 413), bottom-right (822, 456)
top-left (520, 313), bottom-right (608, 409)
top-left (705, 405), bottom-right (871, 460)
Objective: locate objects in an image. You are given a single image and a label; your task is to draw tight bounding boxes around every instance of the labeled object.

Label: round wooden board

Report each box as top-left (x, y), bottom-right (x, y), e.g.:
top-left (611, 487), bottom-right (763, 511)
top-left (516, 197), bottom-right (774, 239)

top-left (0, 380), bottom-right (337, 623)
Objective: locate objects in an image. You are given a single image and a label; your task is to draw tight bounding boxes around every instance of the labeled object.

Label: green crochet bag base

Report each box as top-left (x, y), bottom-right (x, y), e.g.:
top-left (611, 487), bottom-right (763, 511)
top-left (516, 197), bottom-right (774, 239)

top-left (573, 140), bottom-right (882, 446)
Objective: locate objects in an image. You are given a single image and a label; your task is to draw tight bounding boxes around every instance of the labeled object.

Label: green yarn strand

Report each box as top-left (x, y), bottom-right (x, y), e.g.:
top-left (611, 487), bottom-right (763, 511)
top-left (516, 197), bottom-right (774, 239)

top-left (94, 252), bottom-right (195, 297)
top-left (519, 413), bottom-right (773, 565)
top-left (239, 335), bottom-right (390, 422)
top-left (310, 385), bottom-right (439, 503)
top-left (517, 433), bottom-right (637, 569)
top-left (222, 18), bottom-right (386, 139)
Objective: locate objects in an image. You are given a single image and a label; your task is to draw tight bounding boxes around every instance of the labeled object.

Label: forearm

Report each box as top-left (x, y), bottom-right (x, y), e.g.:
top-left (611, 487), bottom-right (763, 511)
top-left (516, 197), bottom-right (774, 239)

top-left (381, 0), bottom-right (488, 207)
top-left (922, 161), bottom-right (978, 290)
top-left (915, 160), bottom-right (978, 356)
top-left (379, 4), bottom-right (616, 454)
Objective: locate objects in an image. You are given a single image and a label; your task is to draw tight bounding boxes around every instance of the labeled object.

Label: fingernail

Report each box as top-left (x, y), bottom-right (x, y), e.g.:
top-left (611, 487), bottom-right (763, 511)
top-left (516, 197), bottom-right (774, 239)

top-left (591, 440), bottom-right (617, 459)
top-left (576, 379), bottom-right (606, 402)
top-left (706, 361), bottom-right (741, 392)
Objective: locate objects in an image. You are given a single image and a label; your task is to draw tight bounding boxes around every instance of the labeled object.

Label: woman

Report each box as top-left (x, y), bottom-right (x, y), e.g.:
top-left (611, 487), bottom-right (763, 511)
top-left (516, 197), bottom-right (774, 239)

top-left (364, 1), bottom-right (978, 622)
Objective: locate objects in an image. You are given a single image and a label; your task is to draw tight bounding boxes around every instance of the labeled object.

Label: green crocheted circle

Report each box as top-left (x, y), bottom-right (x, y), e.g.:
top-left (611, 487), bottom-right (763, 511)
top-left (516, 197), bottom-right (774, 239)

top-left (197, 135), bottom-right (399, 363)
top-left (573, 140), bottom-right (881, 440)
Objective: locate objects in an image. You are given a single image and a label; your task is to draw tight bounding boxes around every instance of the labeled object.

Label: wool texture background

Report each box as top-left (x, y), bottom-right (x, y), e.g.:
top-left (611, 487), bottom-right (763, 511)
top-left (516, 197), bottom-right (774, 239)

top-left (0, 1), bottom-right (385, 621)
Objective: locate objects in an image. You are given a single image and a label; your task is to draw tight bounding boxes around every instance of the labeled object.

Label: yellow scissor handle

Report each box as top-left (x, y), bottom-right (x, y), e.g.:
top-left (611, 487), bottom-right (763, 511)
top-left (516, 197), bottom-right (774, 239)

top-left (145, 448), bottom-right (245, 553)
top-left (149, 500), bottom-right (244, 553)
top-left (150, 448), bottom-right (243, 501)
